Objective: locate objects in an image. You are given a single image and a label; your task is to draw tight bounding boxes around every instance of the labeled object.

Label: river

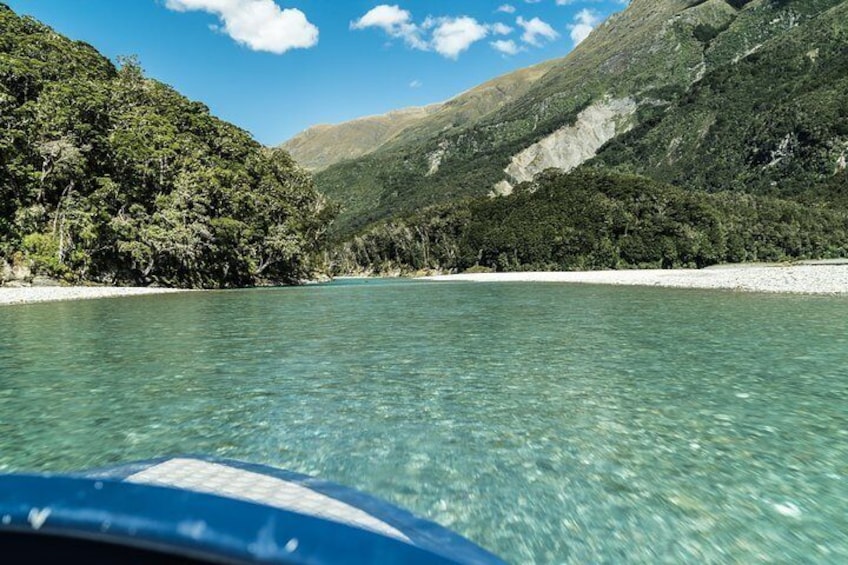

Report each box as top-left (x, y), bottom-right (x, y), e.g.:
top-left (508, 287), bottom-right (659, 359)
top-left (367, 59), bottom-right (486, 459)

top-left (1, 279), bottom-right (846, 562)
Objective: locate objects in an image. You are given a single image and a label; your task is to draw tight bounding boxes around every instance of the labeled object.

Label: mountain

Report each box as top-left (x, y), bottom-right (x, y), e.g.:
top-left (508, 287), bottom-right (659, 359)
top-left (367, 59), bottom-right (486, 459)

top-left (299, 0), bottom-right (847, 237)
top-left (281, 105), bottom-right (441, 172)
top-left (281, 60), bottom-right (557, 172)
top-left (0, 3), bottom-right (334, 288)
top-left (591, 0), bottom-right (848, 195)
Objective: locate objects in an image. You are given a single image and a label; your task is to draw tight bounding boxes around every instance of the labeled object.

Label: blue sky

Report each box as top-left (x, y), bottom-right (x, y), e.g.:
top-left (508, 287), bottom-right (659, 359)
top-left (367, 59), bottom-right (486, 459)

top-left (5, 1), bottom-right (630, 145)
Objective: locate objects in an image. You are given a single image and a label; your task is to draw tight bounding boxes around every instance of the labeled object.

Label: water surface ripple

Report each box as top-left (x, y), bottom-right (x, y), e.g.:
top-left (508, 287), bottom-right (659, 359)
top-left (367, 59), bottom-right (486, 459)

top-left (1, 280), bottom-right (846, 562)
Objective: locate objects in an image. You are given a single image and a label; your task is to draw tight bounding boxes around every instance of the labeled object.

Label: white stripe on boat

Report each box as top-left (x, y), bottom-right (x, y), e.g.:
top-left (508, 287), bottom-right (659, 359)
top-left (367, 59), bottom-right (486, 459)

top-left (126, 458), bottom-right (410, 542)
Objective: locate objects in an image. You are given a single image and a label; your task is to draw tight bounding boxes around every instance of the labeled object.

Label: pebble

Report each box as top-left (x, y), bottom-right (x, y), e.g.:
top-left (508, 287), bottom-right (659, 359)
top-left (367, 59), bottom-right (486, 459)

top-left (773, 502), bottom-right (802, 518)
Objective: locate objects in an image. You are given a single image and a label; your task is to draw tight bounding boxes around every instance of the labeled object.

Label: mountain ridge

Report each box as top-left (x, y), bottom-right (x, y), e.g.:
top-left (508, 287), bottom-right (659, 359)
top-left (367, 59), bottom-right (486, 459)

top-left (281, 57), bottom-right (559, 172)
top-left (281, 104), bottom-right (442, 172)
top-left (304, 0), bottom-right (846, 236)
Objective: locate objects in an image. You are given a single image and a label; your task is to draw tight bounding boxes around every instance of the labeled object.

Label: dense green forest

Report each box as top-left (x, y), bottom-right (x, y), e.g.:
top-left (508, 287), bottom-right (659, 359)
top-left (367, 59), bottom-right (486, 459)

top-left (334, 170), bottom-right (848, 275)
top-left (0, 4), bottom-right (334, 288)
top-left (321, 0), bottom-right (848, 275)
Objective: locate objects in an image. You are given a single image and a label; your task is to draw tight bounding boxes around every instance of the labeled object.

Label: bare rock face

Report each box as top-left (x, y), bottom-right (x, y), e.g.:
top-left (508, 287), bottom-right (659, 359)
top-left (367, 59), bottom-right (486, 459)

top-left (503, 96), bottom-right (638, 185)
top-left (0, 260), bottom-right (31, 287)
top-left (426, 141), bottom-right (449, 176)
top-left (491, 180), bottom-right (515, 197)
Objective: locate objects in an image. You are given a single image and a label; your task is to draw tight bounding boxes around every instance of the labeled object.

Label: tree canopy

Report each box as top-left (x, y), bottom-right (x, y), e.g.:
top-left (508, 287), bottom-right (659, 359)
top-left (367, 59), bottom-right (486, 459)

top-left (335, 170), bottom-right (848, 275)
top-left (0, 5), bottom-right (334, 288)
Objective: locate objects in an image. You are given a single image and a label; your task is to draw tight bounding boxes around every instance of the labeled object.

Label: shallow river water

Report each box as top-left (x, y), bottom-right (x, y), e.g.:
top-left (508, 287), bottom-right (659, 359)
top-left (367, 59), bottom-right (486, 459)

top-left (1, 279), bottom-right (846, 562)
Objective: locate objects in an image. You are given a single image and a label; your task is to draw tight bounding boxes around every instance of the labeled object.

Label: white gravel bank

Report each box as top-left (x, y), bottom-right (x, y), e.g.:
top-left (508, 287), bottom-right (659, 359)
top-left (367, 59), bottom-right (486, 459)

top-left (0, 286), bottom-right (189, 306)
top-left (423, 264), bottom-right (848, 295)
top-left (3, 264), bottom-right (846, 304)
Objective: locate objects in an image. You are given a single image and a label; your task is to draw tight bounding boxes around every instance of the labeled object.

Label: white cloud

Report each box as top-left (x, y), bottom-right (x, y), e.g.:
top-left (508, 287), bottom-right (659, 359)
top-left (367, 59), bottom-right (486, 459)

top-left (352, 5), bottom-right (491, 59)
top-left (491, 22), bottom-right (513, 36)
top-left (165, 0), bottom-right (318, 54)
top-left (409, 79), bottom-right (422, 88)
top-left (351, 4), bottom-right (409, 29)
top-left (350, 4), bottom-right (427, 50)
top-left (516, 16), bottom-right (558, 47)
top-left (491, 39), bottom-right (522, 56)
top-left (496, 4), bottom-right (516, 13)
top-left (568, 9), bottom-right (601, 45)
top-left (557, 0), bottom-right (629, 5)
top-left (430, 16), bottom-right (489, 59)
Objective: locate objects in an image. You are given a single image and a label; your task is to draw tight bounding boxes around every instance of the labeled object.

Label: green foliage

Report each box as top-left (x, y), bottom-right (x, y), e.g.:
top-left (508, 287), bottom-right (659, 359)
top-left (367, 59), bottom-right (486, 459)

top-left (327, 0), bottom-right (848, 274)
top-left (725, 1), bottom-right (754, 9)
top-left (592, 0), bottom-right (848, 197)
top-left (336, 171), bottom-right (848, 275)
top-left (21, 232), bottom-right (67, 278)
top-left (316, 100), bottom-right (591, 237)
top-left (0, 5), bottom-right (333, 288)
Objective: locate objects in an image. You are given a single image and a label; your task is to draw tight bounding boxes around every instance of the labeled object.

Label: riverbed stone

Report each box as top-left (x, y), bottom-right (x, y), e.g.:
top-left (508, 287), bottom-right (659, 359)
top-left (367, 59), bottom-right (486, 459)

top-left (1, 260), bottom-right (33, 286)
top-left (31, 276), bottom-right (62, 287)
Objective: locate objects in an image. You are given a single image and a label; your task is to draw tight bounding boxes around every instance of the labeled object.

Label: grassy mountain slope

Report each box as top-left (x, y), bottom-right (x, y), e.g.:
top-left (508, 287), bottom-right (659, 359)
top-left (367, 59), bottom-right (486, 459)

top-left (281, 104), bottom-right (441, 172)
top-left (281, 59), bottom-right (557, 172)
top-left (312, 0), bottom-right (846, 237)
top-left (0, 3), bottom-right (333, 288)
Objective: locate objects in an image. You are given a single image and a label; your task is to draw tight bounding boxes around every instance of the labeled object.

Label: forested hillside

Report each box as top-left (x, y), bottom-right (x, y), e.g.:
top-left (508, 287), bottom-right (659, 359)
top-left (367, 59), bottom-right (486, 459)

top-left (5, 0), bottom-right (845, 285)
top-left (307, 0), bottom-right (847, 237)
top-left (0, 4), bottom-right (334, 288)
top-left (591, 0), bottom-right (848, 195)
top-left (282, 59), bottom-right (559, 172)
top-left (334, 170), bottom-right (848, 275)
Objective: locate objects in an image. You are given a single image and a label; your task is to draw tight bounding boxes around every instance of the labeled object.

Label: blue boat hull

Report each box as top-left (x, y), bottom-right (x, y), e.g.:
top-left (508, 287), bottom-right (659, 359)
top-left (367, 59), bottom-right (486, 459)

top-left (0, 457), bottom-right (504, 564)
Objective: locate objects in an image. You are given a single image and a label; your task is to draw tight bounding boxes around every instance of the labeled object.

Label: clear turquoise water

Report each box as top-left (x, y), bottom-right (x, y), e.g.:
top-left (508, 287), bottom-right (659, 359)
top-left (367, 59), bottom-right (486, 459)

top-left (1, 280), bottom-right (847, 563)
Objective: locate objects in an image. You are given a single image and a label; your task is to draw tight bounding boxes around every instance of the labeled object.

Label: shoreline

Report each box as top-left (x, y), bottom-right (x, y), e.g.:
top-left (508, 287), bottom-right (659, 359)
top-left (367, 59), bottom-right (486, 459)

top-left (2, 263), bottom-right (846, 304)
top-left (0, 286), bottom-right (190, 306)
top-left (421, 264), bottom-right (848, 295)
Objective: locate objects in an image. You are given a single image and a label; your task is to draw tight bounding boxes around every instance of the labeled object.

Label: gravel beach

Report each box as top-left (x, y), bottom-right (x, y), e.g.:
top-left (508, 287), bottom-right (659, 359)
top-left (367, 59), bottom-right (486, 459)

top-left (3, 264), bottom-right (846, 305)
top-left (423, 264), bottom-right (848, 295)
top-left (0, 286), bottom-right (189, 306)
